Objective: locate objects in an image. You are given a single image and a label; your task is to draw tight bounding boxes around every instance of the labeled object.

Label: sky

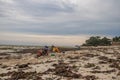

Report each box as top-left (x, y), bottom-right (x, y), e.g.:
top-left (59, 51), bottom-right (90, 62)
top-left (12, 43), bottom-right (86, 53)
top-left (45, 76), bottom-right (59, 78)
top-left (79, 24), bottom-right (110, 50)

top-left (0, 0), bottom-right (120, 46)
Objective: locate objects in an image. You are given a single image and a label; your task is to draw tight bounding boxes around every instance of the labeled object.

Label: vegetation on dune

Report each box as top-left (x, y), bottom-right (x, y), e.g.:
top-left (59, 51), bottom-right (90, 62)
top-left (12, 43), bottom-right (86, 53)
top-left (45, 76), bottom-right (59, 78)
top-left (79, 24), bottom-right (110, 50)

top-left (82, 36), bottom-right (120, 46)
top-left (113, 36), bottom-right (120, 42)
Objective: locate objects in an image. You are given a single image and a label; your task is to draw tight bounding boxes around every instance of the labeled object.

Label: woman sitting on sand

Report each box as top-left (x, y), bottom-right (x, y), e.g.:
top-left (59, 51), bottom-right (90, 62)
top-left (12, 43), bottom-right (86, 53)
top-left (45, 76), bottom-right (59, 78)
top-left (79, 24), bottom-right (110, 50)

top-left (37, 46), bottom-right (49, 57)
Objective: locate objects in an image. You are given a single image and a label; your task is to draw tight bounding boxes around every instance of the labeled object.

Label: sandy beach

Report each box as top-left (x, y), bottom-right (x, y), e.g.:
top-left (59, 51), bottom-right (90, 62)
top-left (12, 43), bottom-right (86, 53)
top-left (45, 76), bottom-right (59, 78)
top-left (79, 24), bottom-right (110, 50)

top-left (0, 45), bottom-right (120, 80)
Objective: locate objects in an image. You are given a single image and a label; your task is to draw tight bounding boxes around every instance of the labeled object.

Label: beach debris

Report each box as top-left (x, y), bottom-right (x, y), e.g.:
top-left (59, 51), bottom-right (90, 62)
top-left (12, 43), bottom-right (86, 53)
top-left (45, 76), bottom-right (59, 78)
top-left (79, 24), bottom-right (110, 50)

top-left (83, 53), bottom-right (99, 58)
top-left (84, 63), bottom-right (95, 68)
top-left (16, 63), bottom-right (30, 68)
top-left (93, 66), bottom-right (101, 70)
top-left (0, 65), bottom-right (8, 68)
top-left (0, 70), bottom-right (43, 80)
top-left (109, 62), bottom-right (120, 70)
top-left (84, 75), bottom-right (97, 80)
top-left (99, 61), bottom-right (108, 64)
top-left (67, 56), bottom-right (80, 60)
top-left (90, 69), bottom-right (116, 73)
top-left (45, 62), bottom-right (82, 78)
top-left (117, 71), bottom-right (120, 76)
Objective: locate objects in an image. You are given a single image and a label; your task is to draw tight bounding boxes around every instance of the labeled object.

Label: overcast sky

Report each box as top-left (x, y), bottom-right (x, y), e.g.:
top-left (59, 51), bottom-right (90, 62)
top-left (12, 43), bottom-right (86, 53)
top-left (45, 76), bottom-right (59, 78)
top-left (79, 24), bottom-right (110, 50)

top-left (0, 0), bottom-right (120, 46)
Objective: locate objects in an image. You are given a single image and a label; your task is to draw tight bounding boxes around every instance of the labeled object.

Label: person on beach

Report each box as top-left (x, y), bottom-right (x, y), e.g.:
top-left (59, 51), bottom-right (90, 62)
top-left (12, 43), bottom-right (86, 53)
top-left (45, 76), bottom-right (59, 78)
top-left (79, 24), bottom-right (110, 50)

top-left (37, 49), bottom-right (42, 57)
top-left (37, 46), bottom-right (49, 57)
top-left (42, 46), bottom-right (49, 55)
top-left (51, 45), bottom-right (60, 53)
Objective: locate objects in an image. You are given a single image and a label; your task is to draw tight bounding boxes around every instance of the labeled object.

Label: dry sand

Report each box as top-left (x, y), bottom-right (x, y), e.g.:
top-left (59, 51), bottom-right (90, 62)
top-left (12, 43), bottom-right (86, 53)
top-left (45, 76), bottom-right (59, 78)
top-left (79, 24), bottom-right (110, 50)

top-left (0, 45), bottom-right (120, 80)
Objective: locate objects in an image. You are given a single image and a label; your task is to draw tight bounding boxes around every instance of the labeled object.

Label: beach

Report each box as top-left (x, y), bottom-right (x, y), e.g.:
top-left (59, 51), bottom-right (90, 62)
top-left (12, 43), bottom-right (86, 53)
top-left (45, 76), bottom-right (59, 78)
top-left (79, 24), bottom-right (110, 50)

top-left (0, 45), bottom-right (120, 80)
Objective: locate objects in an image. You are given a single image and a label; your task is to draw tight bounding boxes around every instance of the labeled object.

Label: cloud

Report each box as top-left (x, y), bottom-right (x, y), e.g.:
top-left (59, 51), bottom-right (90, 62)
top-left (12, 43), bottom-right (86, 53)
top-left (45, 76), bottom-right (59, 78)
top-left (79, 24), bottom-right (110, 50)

top-left (0, 0), bottom-right (120, 46)
top-left (0, 0), bottom-right (120, 23)
top-left (0, 0), bottom-right (14, 4)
